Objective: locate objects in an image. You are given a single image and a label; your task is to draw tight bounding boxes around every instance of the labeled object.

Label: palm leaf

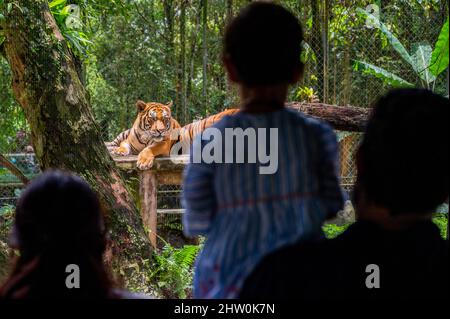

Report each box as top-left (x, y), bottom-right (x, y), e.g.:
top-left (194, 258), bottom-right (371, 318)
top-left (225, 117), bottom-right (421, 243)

top-left (356, 8), bottom-right (414, 68)
top-left (49, 0), bottom-right (67, 9)
top-left (430, 17), bottom-right (449, 77)
top-left (354, 60), bottom-right (414, 88)
top-left (411, 42), bottom-right (436, 84)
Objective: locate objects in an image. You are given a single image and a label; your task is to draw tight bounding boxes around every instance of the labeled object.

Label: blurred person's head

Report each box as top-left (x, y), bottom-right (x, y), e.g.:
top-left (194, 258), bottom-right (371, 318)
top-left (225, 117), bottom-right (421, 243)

top-left (0, 170), bottom-right (115, 299)
top-left (354, 89), bottom-right (449, 226)
top-left (223, 2), bottom-right (304, 109)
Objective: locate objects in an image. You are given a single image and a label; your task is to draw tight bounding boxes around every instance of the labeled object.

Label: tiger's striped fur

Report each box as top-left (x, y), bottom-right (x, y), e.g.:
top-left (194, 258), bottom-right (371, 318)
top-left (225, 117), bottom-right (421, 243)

top-left (109, 129), bottom-right (131, 148)
top-left (176, 108), bottom-right (240, 151)
top-left (109, 100), bottom-right (239, 170)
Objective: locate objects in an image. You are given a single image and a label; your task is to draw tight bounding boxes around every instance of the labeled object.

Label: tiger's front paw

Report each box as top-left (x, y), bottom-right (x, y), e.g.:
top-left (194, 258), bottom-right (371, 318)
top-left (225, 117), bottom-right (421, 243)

top-left (137, 151), bottom-right (154, 170)
top-left (113, 145), bottom-right (130, 156)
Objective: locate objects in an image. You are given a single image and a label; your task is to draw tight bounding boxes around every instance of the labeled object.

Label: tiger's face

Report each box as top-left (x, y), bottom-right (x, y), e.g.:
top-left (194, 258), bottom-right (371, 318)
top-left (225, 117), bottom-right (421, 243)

top-left (133, 100), bottom-right (174, 144)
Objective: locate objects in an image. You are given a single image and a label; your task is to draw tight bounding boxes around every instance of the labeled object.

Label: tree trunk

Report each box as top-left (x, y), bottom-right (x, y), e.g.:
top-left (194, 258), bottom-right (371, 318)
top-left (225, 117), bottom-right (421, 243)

top-left (202, 0), bottom-right (208, 116)
top-left (186, 2), bottom-right (201, 113)
top-left (322, 0), bottom-right (329, 104)
top-left (224, 0), bottom-right (233, 103)
top-left (310, 0), bottom-right (324, 101)
top-left (163, 0), bottom-right (177, 116)
top-left (179, 0), bottom-right (187, 125)
top-left (3, 0), bottom-right (152, 289)
top-left (288, 102), bottom-right (370, 132)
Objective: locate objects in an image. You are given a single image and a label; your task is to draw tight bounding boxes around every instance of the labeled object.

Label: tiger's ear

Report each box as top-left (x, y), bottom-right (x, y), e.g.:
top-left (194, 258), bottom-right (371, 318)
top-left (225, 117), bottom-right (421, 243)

top-left (166, 101), bottom-right (173, 108)
top-left (136, 100), bottom-right (147, 112)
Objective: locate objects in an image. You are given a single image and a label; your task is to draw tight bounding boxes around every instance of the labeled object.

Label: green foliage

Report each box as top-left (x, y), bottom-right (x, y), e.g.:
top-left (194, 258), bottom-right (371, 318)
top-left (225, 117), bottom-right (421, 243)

top-left (353, 60), bottom-right (414, 88)
top-left (300, 41), bottom-right (315, 63)
top-left (49, 0), bottom-right (92, 58)
top-left (149, 241), bottom-right (200, 299)
top-left (0, 0), bottom-right (5, 46)
top-left (0, 204), bottom-right (14, 282)
top-left (0, 59), bottom-right (28, 153)
top-left (432, 213), bottom-right (448, 239)
top-left (411, 42), bottom-right (436, 83)
top-left (322, 223), bottom-right (351, 239)
top-left (354, 8), bottom-right (449, 90)
top-left (357, 8), bottom-right (414, 67)
top-left (295, 86), bottom-right (319, 102)
top-left (0, 205), bottom-right (14, 239)
top-left (86, 60), bottom-right (123, 139)
top-left (429, 17), bottom-right (449, 77)
top-left (323, 214), bottom-right (448, 240)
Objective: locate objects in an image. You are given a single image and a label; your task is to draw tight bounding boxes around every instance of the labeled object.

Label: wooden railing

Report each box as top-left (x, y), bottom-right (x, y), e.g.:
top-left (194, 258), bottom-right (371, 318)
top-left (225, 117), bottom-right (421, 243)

top-left (2, 153), bottom-right (359, 248)
top-left (112, 154), bottom-right (357, 249)
top-left (114, 155), bottom-right (189, 248)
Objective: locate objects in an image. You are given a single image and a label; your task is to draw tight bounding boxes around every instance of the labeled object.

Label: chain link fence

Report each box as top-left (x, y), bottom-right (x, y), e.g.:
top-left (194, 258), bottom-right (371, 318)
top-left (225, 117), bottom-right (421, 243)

top-left (296, 0), bottom-right (449, 107)
top-left (1, 1), bottom-right (448, 242)
top-left (1, 133), bottom-right (363, 234)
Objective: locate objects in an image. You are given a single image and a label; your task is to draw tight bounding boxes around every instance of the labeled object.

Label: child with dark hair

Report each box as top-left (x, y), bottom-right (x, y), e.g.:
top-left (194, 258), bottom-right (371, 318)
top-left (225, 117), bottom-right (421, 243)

top-left (240, 88), bottom-right (449, 300)
top-left (0, 170), bottom-right (150, 299)
top-left (183, 2), bottom-right (344, 298)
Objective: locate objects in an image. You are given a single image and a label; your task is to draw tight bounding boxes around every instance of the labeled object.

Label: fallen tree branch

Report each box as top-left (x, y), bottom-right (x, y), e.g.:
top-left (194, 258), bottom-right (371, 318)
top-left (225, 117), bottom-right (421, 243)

top-left (287, 102), bottom-right (371, 132)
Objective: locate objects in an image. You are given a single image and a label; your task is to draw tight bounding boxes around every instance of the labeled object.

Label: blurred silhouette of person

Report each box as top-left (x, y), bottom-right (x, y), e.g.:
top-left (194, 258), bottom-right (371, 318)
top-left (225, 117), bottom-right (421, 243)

top-left (240, 89), bottom-right (449, 300)
top-left (183, 2), bottom-right (343, 298)
top-left (0, 170), bottom-right (150, 299)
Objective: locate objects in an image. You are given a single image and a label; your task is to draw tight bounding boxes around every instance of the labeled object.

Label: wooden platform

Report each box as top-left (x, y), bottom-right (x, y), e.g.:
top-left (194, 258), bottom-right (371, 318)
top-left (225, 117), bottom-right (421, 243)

top-left (114, 155), bottom-right (189, 171)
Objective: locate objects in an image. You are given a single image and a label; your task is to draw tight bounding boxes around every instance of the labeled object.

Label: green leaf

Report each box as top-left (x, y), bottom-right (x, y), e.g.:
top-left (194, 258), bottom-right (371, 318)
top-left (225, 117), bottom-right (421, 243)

top-left (49, 0), bottom-right (67, 9)
top-left (354, 60), bottom-right (414, 88)
top-left (65, 15), bottom-right (83, 30)
top-left (62, 4), bottom-right (80, 16)
top-left (411, 42), bottom-right (436, 83)
top-left (356, 8), bottom-right (414, 68)
top-left (0, 13), bottom-right (4, 21)
top-left (430, 17), bottom-right (449, 77)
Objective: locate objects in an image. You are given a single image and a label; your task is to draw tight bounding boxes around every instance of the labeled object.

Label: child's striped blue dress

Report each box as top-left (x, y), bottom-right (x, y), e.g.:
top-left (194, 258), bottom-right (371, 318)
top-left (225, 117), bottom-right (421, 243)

top-left (182, 107), bottom-right (344, 298)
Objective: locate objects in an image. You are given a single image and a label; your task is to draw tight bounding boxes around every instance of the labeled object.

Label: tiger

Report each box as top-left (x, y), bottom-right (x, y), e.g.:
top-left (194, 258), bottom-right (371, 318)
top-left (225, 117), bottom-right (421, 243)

top-left (109, 100), bottom-right (239, 170)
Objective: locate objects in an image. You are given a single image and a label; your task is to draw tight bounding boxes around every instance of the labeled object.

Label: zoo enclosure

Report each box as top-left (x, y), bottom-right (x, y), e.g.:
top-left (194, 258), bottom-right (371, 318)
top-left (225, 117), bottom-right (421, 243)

top-left (0, 131), bottom-right (362, 248)
top-left (1, 0), bottom-right (449, 245)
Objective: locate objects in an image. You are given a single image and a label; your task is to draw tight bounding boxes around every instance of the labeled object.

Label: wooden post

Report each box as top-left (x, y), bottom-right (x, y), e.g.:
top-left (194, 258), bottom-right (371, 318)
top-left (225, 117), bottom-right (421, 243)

top-left (139, 170), bottom-right (158, 248)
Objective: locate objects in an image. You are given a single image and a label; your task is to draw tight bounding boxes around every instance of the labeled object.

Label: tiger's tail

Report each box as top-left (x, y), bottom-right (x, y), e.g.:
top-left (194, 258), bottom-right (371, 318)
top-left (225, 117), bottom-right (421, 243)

top-left (177, 109), bottom-right (240, 150)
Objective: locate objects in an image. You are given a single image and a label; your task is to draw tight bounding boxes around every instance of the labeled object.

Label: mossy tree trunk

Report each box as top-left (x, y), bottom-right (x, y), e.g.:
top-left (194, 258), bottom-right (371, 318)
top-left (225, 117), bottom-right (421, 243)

top-left (3, 0), bottom-right (152, 289)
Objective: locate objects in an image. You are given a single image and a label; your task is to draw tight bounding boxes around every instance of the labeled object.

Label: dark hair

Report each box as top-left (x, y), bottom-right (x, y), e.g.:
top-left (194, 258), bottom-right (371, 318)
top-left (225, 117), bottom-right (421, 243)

top-left (0, 170), bottom-right (116, 299)
top-left (357, 89), bottom-right (449, 215)
top-left (223, 1), bottom-right (304, 86)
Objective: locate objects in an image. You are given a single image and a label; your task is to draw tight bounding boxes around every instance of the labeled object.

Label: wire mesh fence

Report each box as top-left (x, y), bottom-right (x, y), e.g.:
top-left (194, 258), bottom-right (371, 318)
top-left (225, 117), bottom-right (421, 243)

top-left (1, 132), bottom-right (447, 243)
top-left (295, 0), bottom-right (449, 107)
top-left (1, 0), bottom-right (448, 241)
top-left (0, 134), bottom-right (364, 231)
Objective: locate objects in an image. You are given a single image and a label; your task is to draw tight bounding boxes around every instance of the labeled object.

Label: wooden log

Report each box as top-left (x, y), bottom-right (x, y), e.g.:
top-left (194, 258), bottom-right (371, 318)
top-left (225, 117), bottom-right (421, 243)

top-left (287, 102), bottom-right (370, 132)
top-left (139, 170), bottom-right (158, 248)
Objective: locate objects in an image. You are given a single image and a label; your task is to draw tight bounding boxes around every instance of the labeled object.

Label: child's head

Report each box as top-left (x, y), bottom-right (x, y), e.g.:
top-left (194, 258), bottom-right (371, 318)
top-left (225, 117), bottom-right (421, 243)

top-left (356, 89), bottom-right (449, 216)
top-left (11, 170), bottom-right (105, 257)
top-left (1, 170), bottom-right (113, 299)
top-left (223, 2), bottom-right (304, 87)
